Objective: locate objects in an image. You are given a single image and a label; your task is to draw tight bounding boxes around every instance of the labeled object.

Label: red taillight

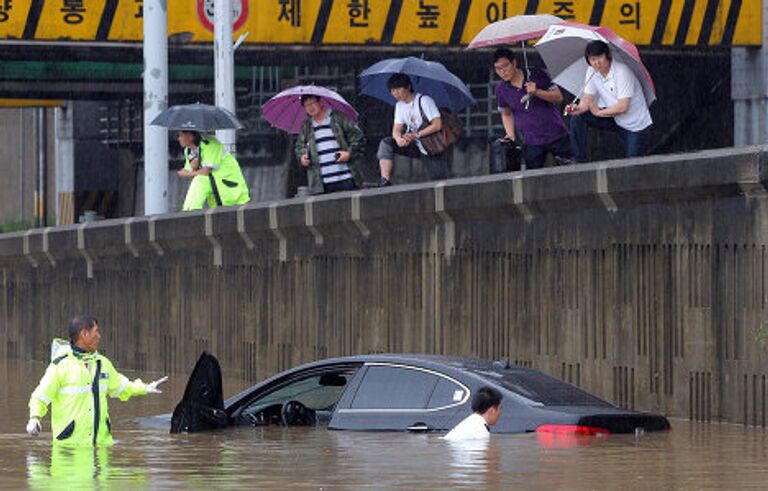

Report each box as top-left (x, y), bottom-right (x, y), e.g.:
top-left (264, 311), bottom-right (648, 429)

top-left (535, 424), bottom-right (611, 436)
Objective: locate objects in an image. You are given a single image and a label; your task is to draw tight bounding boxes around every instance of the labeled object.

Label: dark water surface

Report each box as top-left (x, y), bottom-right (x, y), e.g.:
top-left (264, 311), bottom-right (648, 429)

top-left (4, 359), bottom-right (768, 489)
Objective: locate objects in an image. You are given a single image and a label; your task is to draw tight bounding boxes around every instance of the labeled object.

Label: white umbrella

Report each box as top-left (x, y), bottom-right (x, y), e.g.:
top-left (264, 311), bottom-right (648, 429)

top-left (534, 22), bottom-right (656, 105)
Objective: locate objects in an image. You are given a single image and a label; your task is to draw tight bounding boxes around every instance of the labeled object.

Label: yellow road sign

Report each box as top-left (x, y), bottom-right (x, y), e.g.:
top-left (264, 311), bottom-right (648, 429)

top-left (0, 0), bottom-right (761, 47)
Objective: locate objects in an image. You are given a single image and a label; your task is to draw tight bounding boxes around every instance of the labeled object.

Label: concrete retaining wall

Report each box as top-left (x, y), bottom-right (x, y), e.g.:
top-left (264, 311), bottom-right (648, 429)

top-left (3, 145), bottom-right (768, 425)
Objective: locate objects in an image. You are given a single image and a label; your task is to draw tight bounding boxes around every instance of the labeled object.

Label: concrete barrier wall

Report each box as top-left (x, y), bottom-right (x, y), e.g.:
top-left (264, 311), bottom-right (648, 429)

top-left (3, 145), bottom-right (768, 425)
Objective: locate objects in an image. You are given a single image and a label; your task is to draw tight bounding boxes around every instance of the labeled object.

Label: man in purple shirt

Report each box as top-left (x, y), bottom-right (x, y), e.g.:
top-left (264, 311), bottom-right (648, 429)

top-left (493, 48), bottom-right (572, 169)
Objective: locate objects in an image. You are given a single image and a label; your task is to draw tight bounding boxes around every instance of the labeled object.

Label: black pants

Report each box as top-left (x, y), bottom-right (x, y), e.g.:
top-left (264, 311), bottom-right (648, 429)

top-left (323, 179), bottom-right (357, 194)
top-left (524, 135), bottom-right (572, 169)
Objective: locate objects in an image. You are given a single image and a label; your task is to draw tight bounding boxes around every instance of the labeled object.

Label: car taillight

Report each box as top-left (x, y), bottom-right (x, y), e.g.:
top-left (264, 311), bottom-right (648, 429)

top-left (535, 424), bottom-right (611, 436)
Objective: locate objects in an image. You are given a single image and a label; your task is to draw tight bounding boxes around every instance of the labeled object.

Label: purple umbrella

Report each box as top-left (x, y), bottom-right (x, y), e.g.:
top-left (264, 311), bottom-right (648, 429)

top-left (262, 85), bottom-right (359, 134)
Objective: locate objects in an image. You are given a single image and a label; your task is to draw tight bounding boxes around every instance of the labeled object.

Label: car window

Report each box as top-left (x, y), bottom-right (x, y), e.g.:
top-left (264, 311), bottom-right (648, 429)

top-left (241, 370), bottom-right (356, 418)
top-left (427, 377), bottom-right (466, 409)
top-left (472, 369), bottom-right (611, 406)
top-left (350, 365), bottom-right (440, 410)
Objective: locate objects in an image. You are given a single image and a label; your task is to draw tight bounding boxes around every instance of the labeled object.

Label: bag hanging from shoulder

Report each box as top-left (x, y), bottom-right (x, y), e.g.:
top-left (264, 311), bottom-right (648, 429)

top-left (417, 95), bottom-right (463, 156)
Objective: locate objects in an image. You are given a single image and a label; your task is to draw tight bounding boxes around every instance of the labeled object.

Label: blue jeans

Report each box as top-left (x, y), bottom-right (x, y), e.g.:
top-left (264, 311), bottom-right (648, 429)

top-left (569, 113), bottom-right (649, 162)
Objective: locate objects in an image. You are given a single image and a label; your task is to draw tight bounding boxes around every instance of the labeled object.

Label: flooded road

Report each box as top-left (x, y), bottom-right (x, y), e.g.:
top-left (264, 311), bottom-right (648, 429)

top-left (4, 358), bottom-right (768, 489)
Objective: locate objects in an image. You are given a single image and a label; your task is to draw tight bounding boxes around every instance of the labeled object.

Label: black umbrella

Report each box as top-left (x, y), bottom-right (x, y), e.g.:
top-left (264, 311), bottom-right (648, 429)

top-left (150, 103), bottom-right (243, 132)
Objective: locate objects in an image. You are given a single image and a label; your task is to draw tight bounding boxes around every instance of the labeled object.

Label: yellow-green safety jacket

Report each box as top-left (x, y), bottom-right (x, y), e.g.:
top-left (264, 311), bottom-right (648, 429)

top-left (183, 136), bottom-right (250, 209)
top-left (28, 342), bottom-right (149, 447)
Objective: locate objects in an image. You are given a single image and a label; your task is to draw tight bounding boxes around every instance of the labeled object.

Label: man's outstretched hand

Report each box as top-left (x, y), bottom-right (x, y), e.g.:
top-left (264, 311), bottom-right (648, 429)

top-left (147, 375), bottom-right (169, 394)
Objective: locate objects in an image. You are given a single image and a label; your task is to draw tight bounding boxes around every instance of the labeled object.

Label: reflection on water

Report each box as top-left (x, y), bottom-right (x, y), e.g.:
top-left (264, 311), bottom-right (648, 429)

top-left (3, 359), bottom-right (768, 489)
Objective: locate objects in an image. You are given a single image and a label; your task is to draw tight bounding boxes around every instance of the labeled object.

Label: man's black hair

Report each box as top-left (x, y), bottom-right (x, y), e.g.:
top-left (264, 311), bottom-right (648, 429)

top-left (387, 73), bottom-right (413, 92)
top-left (493, 48), bottom-right (518, 65)
top-left (584, 40), bottom-right (612, 64)
top-left (69, 314), bottom-right (98, 343)
top-left (471, 386), bottom-right (503, 414)
top-left (300, 94), bottom-right (322, 105)
top-left (179, 130), bottom-right (202, 146)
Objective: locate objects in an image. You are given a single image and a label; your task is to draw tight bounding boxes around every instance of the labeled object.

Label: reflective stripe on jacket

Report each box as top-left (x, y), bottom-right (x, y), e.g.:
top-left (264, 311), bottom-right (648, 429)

top-left (29, 346), bottom-right (149, 447)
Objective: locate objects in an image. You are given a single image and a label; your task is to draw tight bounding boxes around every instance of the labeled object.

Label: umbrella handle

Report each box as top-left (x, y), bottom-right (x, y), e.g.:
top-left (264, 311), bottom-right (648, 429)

top-left (563, 70), bottom-right (597, 116)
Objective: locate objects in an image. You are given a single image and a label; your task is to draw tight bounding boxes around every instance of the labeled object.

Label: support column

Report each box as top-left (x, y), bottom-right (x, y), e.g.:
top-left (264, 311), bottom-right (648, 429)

top-left (143, 0), bottom-right (169, 215)
top-left (35, 108), bottom-right (47, 227)
top-left (732, 0), bottom-right (768, 146)
top-left (214, 0), bottom-right (236, 151)
top-left (54, 105), bottom-right (75, 225)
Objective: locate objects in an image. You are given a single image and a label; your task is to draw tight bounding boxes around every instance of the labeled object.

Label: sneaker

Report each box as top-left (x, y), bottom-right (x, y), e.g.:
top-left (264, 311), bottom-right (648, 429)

top-left (364, 177), bottom-right (392, 188)
top-left (554, 156), bottom-right (577, 166)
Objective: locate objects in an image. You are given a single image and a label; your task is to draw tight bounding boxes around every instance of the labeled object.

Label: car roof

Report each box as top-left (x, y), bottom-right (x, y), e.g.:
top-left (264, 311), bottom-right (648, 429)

top-left (224, 353), bottom-right (556, 408)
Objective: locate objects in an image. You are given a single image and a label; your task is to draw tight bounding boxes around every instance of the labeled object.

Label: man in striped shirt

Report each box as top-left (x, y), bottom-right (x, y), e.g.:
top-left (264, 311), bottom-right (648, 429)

top-left (296, 94), bottom-right (366, 194)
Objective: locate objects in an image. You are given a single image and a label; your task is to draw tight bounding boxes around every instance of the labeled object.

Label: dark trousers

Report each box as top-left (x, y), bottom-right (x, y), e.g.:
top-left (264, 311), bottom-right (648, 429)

top-left (323, 178), bottom-right (357, 194)
top-left (570, 113), bottom-right (649, 162)
top-left (524, 135), bottom-right (572, 169)
top-left (377, 137), bottom-right (449, 180)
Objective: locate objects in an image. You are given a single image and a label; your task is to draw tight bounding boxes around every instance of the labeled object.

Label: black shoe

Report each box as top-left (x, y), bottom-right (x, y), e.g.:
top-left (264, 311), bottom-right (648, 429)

top-left (364, 177), bottom-right (392, 188)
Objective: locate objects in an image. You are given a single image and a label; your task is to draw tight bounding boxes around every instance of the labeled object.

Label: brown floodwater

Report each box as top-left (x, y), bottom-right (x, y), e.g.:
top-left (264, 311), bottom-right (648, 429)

top-left (4, 358), bottom-right (768, 489)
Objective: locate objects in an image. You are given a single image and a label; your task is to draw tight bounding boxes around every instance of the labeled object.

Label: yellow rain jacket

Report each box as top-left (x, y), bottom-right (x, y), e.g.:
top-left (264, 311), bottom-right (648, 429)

top-left (29, 340), bottom-right (149, 447)
top-left (181, 136), bottom-right (250, 211)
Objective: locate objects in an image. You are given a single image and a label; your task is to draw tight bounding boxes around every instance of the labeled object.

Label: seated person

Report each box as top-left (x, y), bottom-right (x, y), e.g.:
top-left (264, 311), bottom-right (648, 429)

top-left (370, 73), bottom-right (448, 187)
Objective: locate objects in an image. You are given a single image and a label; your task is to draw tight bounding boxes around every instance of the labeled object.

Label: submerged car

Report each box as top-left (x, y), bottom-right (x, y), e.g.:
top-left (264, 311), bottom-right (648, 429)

top-left (170, 353), bottom-right (670, 435)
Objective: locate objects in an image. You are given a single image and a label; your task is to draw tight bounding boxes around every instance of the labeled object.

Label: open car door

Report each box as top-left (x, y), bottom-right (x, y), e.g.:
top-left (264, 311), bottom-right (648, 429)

top-left (170, 352), bottom-right (229, 433)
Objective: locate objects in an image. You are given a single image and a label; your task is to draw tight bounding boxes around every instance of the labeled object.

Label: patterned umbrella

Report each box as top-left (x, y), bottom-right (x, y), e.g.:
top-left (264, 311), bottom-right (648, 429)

top-left (467, 14), bottom-right (563, 49)
top-left (262, 85), bottom-right (358, 134)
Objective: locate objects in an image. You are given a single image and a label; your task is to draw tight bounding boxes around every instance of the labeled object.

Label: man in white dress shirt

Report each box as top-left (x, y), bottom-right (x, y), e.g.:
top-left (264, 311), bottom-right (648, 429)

top-left (565, 40), bottom-right (653, 162)
top-left (443, 386), bottom-right (503, 441)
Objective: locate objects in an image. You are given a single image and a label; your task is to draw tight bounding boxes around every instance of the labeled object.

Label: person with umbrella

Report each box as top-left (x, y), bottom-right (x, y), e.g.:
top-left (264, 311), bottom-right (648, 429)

top-left (176, 131), bottom-right (250, 211)
top-left (150, 103), bottom-right (251, 211)
top-left (492, 47), bottom-right (573, 169)
top-left (294, 93), bottom-right (366, 194)
top-left (564, 40), bottom-right (653, 161)
top-left (370, 73), bottom-right (447, 187)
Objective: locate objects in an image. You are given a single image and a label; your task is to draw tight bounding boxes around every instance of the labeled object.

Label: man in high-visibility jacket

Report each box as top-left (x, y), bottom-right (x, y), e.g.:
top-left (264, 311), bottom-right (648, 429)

top-left (176, 131), bottom-right (250, 211)
top-left (26, 315), bottom-right (168, 446)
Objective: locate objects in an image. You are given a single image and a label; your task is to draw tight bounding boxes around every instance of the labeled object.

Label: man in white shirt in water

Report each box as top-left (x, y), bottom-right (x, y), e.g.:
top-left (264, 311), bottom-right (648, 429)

top-left (444, 386), bottom-right (503, 441)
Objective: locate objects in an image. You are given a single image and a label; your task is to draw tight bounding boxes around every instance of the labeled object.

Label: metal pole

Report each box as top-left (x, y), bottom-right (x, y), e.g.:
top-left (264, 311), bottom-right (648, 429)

top-left (215, 0), bottom-right (236, 150)
top-left (143, 0), bottom-right (169, 215)
top-left (18, 108), bottom-right (24, 222)
top-left (36, 107), bottom-right (47, 227)
top-left (54, 105), bottom-right (75, 225)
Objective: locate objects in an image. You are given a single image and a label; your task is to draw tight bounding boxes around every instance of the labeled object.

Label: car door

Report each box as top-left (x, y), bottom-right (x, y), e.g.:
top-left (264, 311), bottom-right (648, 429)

top-left (329, 363), bottom-right (469, 432)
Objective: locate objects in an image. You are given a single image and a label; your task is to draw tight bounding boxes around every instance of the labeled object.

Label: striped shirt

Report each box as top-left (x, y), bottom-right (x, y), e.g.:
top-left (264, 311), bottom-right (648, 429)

top-left (312, 112), bottom-right (353, 184)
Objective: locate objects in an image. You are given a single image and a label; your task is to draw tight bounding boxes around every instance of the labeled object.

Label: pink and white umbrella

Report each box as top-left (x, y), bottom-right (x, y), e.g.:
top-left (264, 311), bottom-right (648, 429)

top-left (467, 14), bottom-right (564, 49)
top-left (262, 85), bottom-right (358, 134)
top-left (534, 22), bottom-right (656, 106)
